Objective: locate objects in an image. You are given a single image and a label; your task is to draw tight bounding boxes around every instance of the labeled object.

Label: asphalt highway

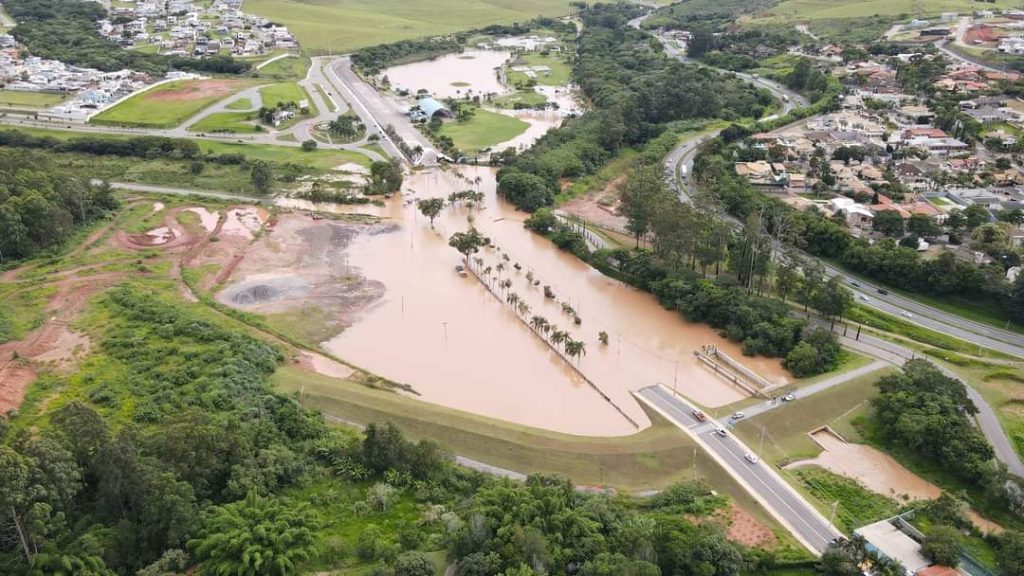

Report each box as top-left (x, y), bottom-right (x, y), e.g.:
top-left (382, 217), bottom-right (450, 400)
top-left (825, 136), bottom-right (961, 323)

top-left (636, 385), bottom-right (842, 554)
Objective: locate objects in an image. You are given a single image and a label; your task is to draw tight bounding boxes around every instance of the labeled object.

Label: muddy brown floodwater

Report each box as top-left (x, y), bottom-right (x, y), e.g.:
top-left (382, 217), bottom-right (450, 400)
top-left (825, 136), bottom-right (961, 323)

top-left (382, 50), bottom-right (511, 99)
top-left (279, 166), bottom-right (789, 436)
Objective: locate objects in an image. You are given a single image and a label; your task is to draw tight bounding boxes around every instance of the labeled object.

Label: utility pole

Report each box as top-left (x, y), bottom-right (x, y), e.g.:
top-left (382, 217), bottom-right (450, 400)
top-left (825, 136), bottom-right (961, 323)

top-left (828, 500), bottom-right (840, 529)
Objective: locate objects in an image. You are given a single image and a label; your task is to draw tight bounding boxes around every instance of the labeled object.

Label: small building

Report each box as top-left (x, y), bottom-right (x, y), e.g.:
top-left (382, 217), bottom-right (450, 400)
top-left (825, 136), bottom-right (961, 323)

top-left (855, 519), bottom-right (931, 576)
top-left (415, 97), bottom-right (453, 120)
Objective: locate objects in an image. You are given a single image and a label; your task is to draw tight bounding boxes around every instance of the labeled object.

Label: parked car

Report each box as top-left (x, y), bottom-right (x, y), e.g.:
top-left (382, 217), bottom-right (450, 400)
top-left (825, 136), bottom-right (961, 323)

top-left (692, 409), bottom-right (706, 421)
top-left (731, 411), bottom-right (745, 420)
top-left (782, 392), bottom-right (796, 402)
top-left (745, 452), bottom-right (759, 464)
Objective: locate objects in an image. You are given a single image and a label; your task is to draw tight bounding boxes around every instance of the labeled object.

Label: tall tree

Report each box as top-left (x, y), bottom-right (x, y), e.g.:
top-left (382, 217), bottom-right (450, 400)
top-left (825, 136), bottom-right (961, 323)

top-left (621, 165), bottom-right (666, 247)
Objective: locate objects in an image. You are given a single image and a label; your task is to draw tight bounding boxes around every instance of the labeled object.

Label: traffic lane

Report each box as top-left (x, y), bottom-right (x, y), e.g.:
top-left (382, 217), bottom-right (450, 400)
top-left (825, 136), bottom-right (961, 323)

top-left (835, 271), bottom-right (1024, 355)
top-left (641, 387), bottom-right (835, 551)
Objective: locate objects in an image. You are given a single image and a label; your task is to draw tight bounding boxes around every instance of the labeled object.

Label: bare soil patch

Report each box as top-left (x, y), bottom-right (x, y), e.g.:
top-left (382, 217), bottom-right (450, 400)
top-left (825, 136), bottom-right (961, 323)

top-left (787, 428), bottom-right (939, 502)
top-left (561, 175), bottom-right (628, 231)
top-left (720, 503), bottom-right (777, 547)
top-left (147, 79), bottom-right (247, 103)
top-left (216, 213), bottom-right (387, 340)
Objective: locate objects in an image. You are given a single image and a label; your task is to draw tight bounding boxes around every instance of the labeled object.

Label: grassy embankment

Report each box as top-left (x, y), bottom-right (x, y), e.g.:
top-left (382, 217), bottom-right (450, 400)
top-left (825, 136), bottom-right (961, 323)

top-left (0, 89), bottom-right (71, 108)
top-left (243, 0), bottom-right (575, 53)
top-left (507, 51), bottom-right (572, 87)
top-left (92, 79), bottom-right (256, 128)
top-left (489, 89), bottom-right (548, 109)
top-left (0, 126), bottom-right (371, 190)
top-left (437, 108), bottom-right (529, 153)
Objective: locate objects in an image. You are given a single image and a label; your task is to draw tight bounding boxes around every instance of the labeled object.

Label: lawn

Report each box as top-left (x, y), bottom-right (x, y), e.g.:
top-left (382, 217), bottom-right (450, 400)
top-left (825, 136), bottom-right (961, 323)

top-left (507, 51), bottom-right (573, 87)
top-left (0, 125), bottom-right (373, 170)
top-left (243, 0), bottom-right (576, 54)
top-left (257, 55), bottom-right (311, 81)
top-left (437, 108), bottom-right (528, 153)
top-left (189, 111), bottom-right (262, 134)
top-left (314, 84), bottom-right (338, 112)
top-left (0, 89), bottom-right (71, 108)
top-left (761, 0), bottom-right (1021, 21)
top-left (489, 89), bottom-right (548, 109)
top-left (92, 79), bottom-right (254, 128)
top-left (732, 367), bottom-right (895, 465)
top-left (226, 97), bottom-right (254, 110)
top-left (259, 82), bottom-right (311, 107)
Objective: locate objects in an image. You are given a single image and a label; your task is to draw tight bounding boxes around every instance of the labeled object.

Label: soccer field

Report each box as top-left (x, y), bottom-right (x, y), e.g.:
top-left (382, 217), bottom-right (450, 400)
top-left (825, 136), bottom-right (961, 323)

top-left (244, 0), bottom-right (576, 54)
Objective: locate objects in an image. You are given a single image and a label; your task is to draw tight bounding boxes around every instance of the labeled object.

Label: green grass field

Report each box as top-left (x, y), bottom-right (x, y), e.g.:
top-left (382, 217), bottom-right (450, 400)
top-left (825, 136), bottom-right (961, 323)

top-left (733, 367), bottom-right (894, 465)
top-left (0, 89), bottom-right (71, 108)
top-left (437, 108), bottom-right (528, 153)
top-left (189, 111), bottom-right (262, 133)
top-left (508, 51), bottom-right (572, 87)
top-left (257, 55), bottom-right (311, 81)
top-left (243, 0), bottom-right (575, 54)
top-left (0, 125), bottom-right (372, 169)
top-left (92, 79), bottom-right (254, 128)
top-left (489, 89), bottom-right (548, 109)
top-left (761, 0), bottom-right (1020, 21)
top-left (259, 82), bottom-right (310, 107)
top-left (789, 466), bottom-right (900, 533)
top-left (225, 97), bottom-right (254, 110)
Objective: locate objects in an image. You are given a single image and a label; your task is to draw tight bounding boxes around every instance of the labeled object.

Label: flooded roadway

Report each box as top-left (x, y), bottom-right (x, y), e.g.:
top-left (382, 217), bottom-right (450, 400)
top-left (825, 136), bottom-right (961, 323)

top-left (281, 167), bottom-right (790, 436)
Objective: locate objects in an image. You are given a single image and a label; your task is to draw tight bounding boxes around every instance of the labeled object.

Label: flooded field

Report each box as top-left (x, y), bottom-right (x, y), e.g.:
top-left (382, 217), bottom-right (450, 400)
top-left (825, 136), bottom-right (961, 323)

top-left (383, 50), bottom-right (511, 99)
top-left (269, 167), bottom-right (789, 435)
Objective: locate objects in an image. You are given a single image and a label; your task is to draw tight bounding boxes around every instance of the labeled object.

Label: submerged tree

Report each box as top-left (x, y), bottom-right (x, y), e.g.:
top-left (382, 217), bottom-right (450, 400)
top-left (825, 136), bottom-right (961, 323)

top-left (418, 198), bottom-right (444, 229)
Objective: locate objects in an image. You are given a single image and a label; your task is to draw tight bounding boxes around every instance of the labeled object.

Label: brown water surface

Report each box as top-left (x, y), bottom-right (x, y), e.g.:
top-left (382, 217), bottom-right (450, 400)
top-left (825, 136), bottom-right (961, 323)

top-left (301, 167), bottom-right (789, 435)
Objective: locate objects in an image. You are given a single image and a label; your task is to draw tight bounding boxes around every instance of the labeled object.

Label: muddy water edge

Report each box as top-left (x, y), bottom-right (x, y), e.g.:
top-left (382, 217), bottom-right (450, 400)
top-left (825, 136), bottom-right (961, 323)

top-left (273, 167), bottom-right (790, 436)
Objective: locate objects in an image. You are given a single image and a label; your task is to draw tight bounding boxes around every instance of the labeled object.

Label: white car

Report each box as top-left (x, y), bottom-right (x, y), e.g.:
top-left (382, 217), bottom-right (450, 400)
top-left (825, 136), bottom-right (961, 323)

top-left (745, 452), bottom-right (759, 464)
top-left (782, 393), bottom-right (796, 402)
top-left (731, 411), bottom-right (745, 420)
top-left (901, 311), bottom-right (913, 318)
top-left (859, 294), bottom-right (870, 302)
top-left (715, 427), bottom-right (727, 437)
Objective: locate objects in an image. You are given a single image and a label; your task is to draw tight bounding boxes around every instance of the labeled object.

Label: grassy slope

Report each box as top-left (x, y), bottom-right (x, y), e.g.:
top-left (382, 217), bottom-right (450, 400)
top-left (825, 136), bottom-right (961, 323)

top-left (92, 80), bottom-right (254, 128)
top-left (508, 52), bottom-right (572, 87)
top-left (0, 90), bottom-right (71, 108)
top-left (243, 0), bottom-right (576, 54)
top-left (489, 89), bottom-right (548, 109)
top-left (438, 108), bottom-right (529, 152)
top-left (732, 367), bottom-right (895, 465)
top-left (225, 97), bottom-right (254, 110)
top-left (189, 111), bottom-right (262, 133)
top-left (762, 0), bottom-right (1020, 21)
top-left (1, 126), bottom-right (371, 169)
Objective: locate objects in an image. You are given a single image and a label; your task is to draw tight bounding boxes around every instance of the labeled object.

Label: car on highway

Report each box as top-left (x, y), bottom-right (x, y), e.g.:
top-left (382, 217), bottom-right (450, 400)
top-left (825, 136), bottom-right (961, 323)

top-left (849, 280), bottom-right (860, 287)
top-left (715, 426), bottom-right (727, 437)
top-left (731, 411), bottom-right (745, 420)
top-left (877, 288), bottom-right (889, 295)
top-left (782, 392), bottom-right (796, 402)
top-left (745, 452), bottom-right (759, 464)
top-left (692, 409), bottom-right (706, 421)
top-left (901, 311), bottom-right (913, 318)
top-left (859, 294), bottom-right (869, 302)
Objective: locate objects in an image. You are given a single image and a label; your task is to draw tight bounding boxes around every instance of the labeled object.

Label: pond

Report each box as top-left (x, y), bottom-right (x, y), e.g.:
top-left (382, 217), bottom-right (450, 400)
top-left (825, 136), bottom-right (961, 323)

top-left (383, 50), bottom-right (511, 99)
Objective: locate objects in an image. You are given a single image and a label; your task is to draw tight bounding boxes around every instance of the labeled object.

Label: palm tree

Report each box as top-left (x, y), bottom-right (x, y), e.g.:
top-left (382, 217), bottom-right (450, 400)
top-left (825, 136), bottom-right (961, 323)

top-left (565, 339), bottom-right (587, 365)
top-left (549, 329), bottom-right (568, 348)
top-left (517, 301), bottom-right (530, 317)
top-left (530, 315), bottom-right (548, 332)
top-left (507, 292), bottom-right (519, 307)
top-left (473, 256), bottom-right (484, 270)
top-left (496, 262), bottom-right (505, 278)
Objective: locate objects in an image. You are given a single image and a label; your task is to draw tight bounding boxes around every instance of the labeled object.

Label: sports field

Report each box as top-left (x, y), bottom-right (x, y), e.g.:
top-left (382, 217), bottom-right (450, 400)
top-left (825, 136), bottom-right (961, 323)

top-left (244, 0), bottom-right (576, 53)
top-left (92, 79), bottom-right (254, 128)
top-left (438, 108), bottom-right (529, 153)
top-left (0, 89), bottom-right (70, 108)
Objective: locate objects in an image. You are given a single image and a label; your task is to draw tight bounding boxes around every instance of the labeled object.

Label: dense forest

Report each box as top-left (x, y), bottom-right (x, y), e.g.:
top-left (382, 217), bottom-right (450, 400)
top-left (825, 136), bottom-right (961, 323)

top-left (6, 0), bottom-right (249, 75)
top-left (0, 148), bottom-right (118, 262)
top-left (0, 286), bottom-right (812, 575)
top-left (496, 3), bottom-right (774, 213)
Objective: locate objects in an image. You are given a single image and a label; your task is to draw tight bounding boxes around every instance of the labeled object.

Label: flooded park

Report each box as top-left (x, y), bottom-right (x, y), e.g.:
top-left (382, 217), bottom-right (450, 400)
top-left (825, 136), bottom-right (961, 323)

top-left (217, 43), bottom-right (791, 436)
top-left (267, 167), bottom-right (790, 436)
top-left (383, 50), bottom-right (511, 98)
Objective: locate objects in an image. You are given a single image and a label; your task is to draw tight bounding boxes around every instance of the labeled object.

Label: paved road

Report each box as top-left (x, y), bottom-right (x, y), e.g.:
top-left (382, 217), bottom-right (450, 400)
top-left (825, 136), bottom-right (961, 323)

top-left (322, 55), bottom-right (433, 165)
top-left (835, 327), bottom-right (1024, 477)
top-left (737, 359), bottom-right (889, 420)
top-left (636, 385), bottom-right (842, 553)
top-left (104, 181), bottom-right (269, 203)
